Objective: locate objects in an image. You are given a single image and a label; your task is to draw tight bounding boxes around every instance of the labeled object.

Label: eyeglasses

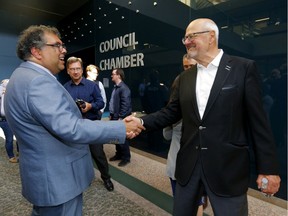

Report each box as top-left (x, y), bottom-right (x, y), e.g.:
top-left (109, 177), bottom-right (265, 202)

top-left (44, 43), bottom-right (66, 51)
top-left (69, 67), bottom-right (82, 72)
top-left (182, 31), bottom-right (210, 44)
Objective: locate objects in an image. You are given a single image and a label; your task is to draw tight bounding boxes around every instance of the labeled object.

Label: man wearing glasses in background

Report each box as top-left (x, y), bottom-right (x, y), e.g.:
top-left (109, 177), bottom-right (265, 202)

top-left (4, 25), bottom-right (144, 216)
top-left (64, 57), bottom-right (115, 192)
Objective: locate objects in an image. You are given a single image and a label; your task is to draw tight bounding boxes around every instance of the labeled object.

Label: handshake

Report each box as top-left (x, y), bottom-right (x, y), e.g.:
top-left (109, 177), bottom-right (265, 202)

top-left (123, 113), bottom-right (145, 139)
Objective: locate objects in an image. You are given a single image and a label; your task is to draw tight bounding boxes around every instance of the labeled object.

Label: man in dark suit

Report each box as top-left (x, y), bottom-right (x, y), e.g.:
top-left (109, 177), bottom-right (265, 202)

top-left (139, 18), bottom-right (280, 216)
top-left (109, 68), bottom-right (132, 167)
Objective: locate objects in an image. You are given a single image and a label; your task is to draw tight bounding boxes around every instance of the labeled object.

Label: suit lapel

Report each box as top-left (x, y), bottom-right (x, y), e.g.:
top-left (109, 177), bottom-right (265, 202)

top-left (202, 54), bottom-right (232, 120)
top-left (181, 67), bottom-right (201, 122)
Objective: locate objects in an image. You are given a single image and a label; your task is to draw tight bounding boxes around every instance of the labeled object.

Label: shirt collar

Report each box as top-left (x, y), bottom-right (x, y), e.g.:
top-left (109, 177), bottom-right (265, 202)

top-left (197, 49), bottom-right (224, 69)
top-left (71, 77), bottom-right (85, 86)
top-left (27, 61), bottom-right (57, 79)
top-left (210, 49), bottom-right (224, 67)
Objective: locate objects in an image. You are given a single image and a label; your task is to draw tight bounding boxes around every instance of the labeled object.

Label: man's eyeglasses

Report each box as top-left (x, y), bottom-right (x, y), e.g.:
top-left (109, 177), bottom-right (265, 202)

top-left (44, 43), bottom-right (66, 51)
top-left (182, 31), bottom-right (210, 44)
top-left (69, 67), bottom-right (82, 72)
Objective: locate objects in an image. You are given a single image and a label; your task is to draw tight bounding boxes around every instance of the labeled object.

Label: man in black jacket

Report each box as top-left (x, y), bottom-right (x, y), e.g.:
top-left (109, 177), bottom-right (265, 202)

top-left (109, 68), bottom-right (132, 167)
top-left (138, 18), bottom-right (280, 216)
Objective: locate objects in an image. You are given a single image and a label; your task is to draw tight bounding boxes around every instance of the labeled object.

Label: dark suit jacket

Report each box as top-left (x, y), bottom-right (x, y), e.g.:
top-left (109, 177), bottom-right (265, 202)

top-left (110, 81), bottom-right (132, 120)
top-left (142, 53), bottom-right (279, 197)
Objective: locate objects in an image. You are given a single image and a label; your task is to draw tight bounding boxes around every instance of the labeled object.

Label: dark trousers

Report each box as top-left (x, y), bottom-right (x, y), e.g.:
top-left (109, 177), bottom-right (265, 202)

top-left (110, 114), bottom-right (131, 161)
top-left (89, 144), bottom-right (110, 180)
top-left (31, 193), bottom-right (83, 216)
top-left (114, 139), bottom-right (131, 161)
top-left (173, 159), bottom-right (248, 216)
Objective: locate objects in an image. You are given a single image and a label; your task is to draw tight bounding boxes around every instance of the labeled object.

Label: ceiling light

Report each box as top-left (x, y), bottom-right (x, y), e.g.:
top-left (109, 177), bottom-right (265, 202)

top-left (136, 9), bottom-right (139, 13)
top-left (255, 17), bottom-right (270, 23)
top-left (153, 2), bottom-right (157, 6)
top-left (128, 1), bottom-right (132, 5)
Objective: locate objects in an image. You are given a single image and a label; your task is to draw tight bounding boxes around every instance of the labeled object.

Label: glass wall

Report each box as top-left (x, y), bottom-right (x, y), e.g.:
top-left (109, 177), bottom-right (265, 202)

top-left (58, 0), bottom-right (287, 200)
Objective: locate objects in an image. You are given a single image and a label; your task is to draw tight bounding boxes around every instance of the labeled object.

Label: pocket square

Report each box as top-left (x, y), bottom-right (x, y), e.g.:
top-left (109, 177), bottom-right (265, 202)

top-left (222, 85), bottom-right (237, 90)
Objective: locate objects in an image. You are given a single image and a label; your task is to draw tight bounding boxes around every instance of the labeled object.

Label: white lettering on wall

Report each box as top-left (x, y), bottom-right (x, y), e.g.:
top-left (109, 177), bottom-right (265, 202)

top-left (99, 53), bottom-right (144, 70)
top-left (99, 32), bottom-right (139, 53)
top-left (98, 32), bottom-right (144, 70)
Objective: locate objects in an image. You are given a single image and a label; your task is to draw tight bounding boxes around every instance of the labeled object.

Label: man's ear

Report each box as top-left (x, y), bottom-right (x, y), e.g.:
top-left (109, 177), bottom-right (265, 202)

top-left (30, 47), bottom-right (42, 60)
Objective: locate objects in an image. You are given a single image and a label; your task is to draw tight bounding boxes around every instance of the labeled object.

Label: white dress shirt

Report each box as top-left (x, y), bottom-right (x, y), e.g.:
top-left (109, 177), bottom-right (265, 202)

top-left (196, 49), bottom-right (224, 119)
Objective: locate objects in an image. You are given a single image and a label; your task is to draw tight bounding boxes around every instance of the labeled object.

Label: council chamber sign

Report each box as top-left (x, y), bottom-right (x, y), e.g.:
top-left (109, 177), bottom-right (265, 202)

top-left (98, 32), bottom-right (144, 70)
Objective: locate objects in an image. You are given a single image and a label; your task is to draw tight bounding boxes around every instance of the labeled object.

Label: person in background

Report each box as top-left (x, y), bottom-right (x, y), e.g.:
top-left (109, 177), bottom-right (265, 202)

top-left (4, 25), bottom-right (144, 216)
top-left (163, 55), bottom-right (207, 216)
top-left (182, 53), bottom-right (196, 71)
top-left (109, 68), bottom-right (132, 167)
top-left (0, 79), bottom-right (18, 163)
top-left (135, 18), bottom-right (280, 215)
top-left (64, 58), bottom-right (114, 192)
top-left (86, 64), bottom-right (107, 118)
top-left (64, 57), bottom-right (104, 121)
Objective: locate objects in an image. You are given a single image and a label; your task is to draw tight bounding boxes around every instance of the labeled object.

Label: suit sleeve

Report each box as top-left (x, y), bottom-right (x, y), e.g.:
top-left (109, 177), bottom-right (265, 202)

top-left (244, 60), bottom-right (280, 174)
top-left (27, 75), bottom-right (126, 145)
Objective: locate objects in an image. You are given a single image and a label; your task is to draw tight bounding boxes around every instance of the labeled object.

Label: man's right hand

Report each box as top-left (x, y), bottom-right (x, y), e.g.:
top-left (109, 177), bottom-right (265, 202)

top-left (123, 114), bottom-right (145, 139)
